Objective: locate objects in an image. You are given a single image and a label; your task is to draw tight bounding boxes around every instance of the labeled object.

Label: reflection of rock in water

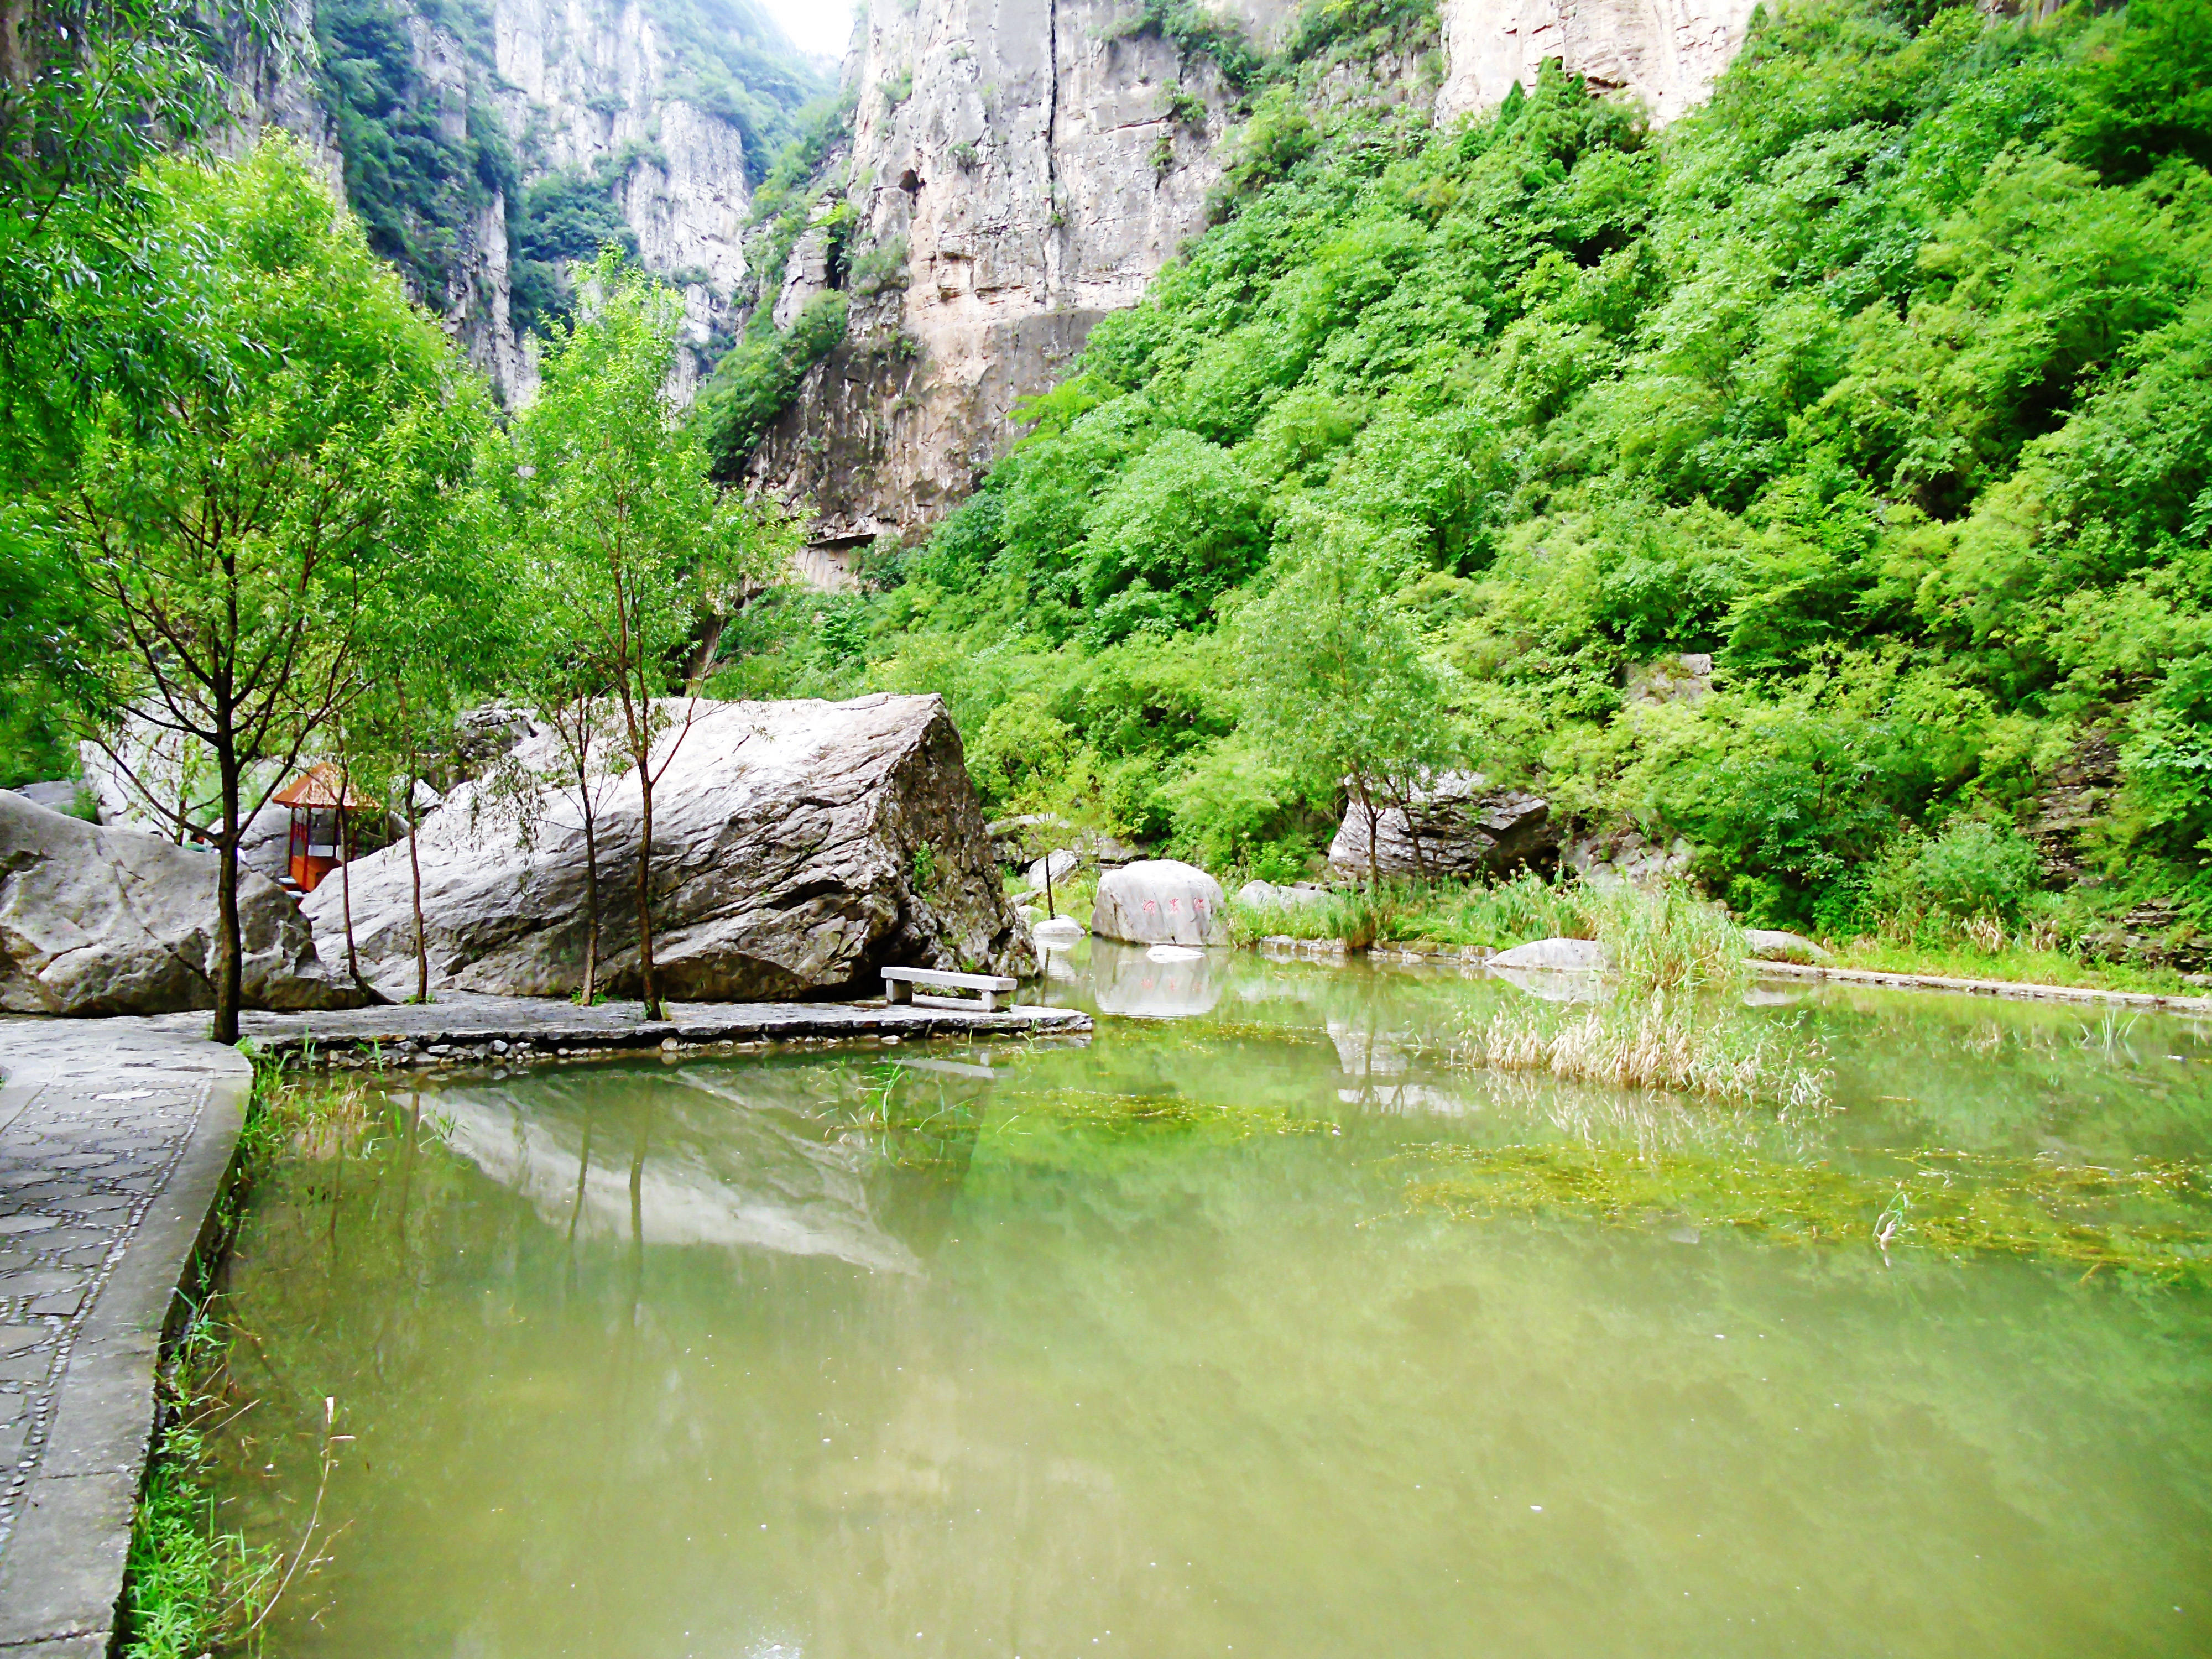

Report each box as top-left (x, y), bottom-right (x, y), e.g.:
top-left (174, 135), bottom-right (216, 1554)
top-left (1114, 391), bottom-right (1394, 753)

top-left (1088, 938), bottom-right (1225, 1018)
top-left (1327, 1018), bottom-right (1414, 1077)
top-left (1490, 966), bottom-right (1607, 1004)
top-left (436, 1068), bottom-right (920, 1274)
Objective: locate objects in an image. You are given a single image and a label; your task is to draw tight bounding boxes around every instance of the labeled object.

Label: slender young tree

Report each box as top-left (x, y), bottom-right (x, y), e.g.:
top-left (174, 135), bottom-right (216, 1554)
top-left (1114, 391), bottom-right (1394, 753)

top-left (1237, 529), bottom-right (1460, 898)
top-left (515, 251), bottom-right (786, 1018)
top-left (47, 139), bottom-right (486, 1040)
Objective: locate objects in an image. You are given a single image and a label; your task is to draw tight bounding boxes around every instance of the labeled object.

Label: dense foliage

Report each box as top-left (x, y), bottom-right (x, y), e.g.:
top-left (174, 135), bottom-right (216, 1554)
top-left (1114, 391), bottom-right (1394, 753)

top-left (720, 0), bottom-right (2212, 940)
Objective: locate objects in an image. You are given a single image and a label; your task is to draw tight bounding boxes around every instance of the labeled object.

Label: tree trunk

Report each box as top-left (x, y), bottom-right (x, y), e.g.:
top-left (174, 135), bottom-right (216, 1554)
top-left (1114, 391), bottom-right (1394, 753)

top-left (407, 771), bottom-right (429, 1004)
top-left (1360, 778), bottom-right (1381, 901)
top-left (211, 742), bottom-right (244, 1045)
top-left (338, 761), bottom-right (360, 984)
top-left (580, 791), bottom-right (600, 1004)
top-left (635, 771), bottom-right (660, 1019)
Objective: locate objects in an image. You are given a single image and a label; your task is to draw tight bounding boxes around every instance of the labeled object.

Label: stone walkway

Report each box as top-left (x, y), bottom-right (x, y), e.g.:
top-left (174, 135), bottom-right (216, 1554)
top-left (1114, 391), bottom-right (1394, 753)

top-left (0, 1018), bottom-right (249, 1658)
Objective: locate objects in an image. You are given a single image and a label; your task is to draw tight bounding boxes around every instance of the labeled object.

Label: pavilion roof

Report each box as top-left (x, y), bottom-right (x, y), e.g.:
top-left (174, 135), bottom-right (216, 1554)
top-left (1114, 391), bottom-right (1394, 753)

top-left (272, 762), bottom-right (366, 810)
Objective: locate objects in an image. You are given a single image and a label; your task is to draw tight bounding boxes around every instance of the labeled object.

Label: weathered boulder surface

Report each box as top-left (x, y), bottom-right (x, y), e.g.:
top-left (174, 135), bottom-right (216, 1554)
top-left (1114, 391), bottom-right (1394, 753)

top-left (1744, 928), bottom-right (1829, 965)
top-left (1090, 860), bottom-right (1228, 947)
top-left (1236, 880), bottom-right (1334, 910)
top-left (300, 694), bottom-right (1035, 1001)
top-left (1490, 937), bottom-right (1608, 972)
top-left (11, 781), bottom-right (82, 815)
top-left (1329, 774), bottom-right (1557, 881)
top-left (0, 792), bottom-right (372, 1016)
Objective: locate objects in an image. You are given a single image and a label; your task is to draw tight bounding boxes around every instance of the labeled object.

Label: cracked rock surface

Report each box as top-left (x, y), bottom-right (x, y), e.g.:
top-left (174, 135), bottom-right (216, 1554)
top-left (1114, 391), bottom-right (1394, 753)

top-left (303, 693), bottom-right (1037, 1001)
top-left (0, 792), bottom-right (371, 1018)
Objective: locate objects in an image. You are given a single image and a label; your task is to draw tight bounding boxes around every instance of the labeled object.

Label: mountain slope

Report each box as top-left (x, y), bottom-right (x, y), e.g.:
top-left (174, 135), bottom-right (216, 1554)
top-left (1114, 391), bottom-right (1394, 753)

top-left (708, 0), bottom-right (2212, 943)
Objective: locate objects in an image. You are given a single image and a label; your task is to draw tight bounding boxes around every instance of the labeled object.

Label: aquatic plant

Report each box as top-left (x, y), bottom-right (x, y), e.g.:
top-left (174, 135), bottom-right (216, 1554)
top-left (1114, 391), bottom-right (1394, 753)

top-left (1588, 883), bottom-right (1747, 1000)
top-left (1454, 995), bottom-right (1834, 1107)
top-left (1405, 1144), bottom-right (2212, 1286)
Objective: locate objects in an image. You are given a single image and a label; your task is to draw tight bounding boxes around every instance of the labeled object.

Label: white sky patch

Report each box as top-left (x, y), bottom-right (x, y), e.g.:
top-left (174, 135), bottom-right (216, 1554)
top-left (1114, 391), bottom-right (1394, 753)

top-left (758, 0), bottom-right (858, 64)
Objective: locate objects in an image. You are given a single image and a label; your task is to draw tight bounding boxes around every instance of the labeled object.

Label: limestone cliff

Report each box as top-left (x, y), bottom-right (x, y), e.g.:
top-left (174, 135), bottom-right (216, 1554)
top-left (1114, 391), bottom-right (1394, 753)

top-left (240, 0), bottom-right (820, 404)
top-left (743, 0), bottom-right (1758, 576)
top-left (1434, 0), bottom-right (1757, 128)
top-left (743, 0), bottom-right (1294, 574)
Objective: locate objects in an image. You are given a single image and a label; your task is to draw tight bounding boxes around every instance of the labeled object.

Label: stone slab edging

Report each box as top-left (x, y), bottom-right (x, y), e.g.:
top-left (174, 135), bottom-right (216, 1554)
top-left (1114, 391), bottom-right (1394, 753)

top-left (0, 1018), bottom-right (250, 1659)
top-left (166, 990), bottom-right (1093, 1068)
top-left (1751, 959), bottom-right (2212, 1015)
top-left (1248, 937), bottom-right (2212, 1016)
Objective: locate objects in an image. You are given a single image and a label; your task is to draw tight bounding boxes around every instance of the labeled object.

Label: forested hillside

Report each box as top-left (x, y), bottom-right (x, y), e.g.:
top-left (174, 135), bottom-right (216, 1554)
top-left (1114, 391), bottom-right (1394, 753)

top-left (717, 0), bottom-right (2212, 941)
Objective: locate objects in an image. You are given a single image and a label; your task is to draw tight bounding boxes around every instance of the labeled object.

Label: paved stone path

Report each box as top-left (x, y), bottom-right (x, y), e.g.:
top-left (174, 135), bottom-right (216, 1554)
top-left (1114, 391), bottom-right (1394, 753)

top-left (0, 1018), bottom-right (248, 1658)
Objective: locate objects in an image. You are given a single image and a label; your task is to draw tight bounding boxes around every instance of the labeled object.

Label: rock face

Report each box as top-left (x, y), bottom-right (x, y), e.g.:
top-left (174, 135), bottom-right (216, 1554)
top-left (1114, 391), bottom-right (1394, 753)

top-left (749, 0), bottom-right (1757, 565)
top-left (300, 695), bottom-right (1035, 1001)
top-left (1563, 826), bottom-right (1694, 888)
top-left (1433, 0), bottom-right (1759, 128)
top-left (1090, 860), bottom-right (1228, 946)
top-left (235, 0), bottom-right (783, 407)
top-left (746, 0), bottom-right (1287, 563)
top-left (1329, 774), bottom-right (1557, 882)
top-left (0, 792), bottom-right (372, 1016)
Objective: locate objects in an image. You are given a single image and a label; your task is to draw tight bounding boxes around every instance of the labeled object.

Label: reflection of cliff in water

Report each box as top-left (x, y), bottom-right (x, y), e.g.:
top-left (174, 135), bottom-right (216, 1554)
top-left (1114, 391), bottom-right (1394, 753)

top-left (436, 1067), bottom-right (923, 1274)
top-left (1087, 940), bottom-right (1227, 1018)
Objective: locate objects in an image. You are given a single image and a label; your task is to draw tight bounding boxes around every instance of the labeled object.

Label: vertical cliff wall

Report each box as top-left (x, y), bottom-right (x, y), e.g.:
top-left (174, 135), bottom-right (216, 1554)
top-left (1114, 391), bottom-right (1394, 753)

top-left (741, 0), bottom-right (1297, 571)
top-left (1434, 0), bottom-right (1757, 129)
top-left (238, 0), bottom-right (821, 404)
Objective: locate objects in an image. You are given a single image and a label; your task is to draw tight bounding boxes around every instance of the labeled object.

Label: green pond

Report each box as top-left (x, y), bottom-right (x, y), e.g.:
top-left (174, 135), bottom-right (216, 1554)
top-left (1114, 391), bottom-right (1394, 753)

top-left (209, 942), bottom-right (2212, 1658)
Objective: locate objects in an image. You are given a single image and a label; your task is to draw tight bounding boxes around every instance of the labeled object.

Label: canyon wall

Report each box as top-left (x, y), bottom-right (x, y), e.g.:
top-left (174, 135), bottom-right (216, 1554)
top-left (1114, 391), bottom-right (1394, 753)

top-left (238, 0), bottom-right (1755, 543)
top-left (241, 0), bottom-right (779, 404)
top-left (747, 0), bottom-right (1759, 578)
top-left (745, 0), bottom-right (1301, 574)
top-left (1434, 0), bottom-right (1758, 128)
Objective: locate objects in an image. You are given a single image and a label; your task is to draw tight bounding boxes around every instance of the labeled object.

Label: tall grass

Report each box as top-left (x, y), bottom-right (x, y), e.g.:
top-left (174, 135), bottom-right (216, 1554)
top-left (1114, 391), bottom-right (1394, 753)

top-left (1455, 995), bottom-right (1833, 1107)
top-left (1585, 881), bottom-right (1747, 998)
top-left (1229, 870), bottom-right (1593, 950)
top-left (1460, 881), bottom-right (1826, 1105)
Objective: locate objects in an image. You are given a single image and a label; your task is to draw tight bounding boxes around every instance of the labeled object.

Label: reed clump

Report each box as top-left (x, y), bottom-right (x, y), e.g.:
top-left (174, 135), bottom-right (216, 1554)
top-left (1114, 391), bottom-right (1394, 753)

top-left (1456, 881), bottom-right (1828, 1104)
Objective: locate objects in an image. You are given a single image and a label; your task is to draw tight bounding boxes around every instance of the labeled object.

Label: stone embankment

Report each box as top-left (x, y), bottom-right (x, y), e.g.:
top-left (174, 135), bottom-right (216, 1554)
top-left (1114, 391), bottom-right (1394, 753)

top-left (218, 991), bottom-right (1090, 1067)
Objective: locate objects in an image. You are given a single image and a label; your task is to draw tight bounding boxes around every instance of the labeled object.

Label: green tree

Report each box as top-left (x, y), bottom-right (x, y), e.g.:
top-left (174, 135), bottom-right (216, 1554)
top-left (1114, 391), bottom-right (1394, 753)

top-left (515, 250), bottom-right (787, 1019)
top-left (45, 138), bottom-right (488, 1040)
top-left (1237, 531), bottom-right (1460, 893)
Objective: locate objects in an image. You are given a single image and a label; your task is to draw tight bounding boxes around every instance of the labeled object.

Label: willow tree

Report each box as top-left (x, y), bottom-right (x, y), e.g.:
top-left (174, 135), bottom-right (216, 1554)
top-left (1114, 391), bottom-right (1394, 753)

top-left (49, 138), bottom-right (487, 1040)
top-left (514, 251), bottom-right (787, 1019)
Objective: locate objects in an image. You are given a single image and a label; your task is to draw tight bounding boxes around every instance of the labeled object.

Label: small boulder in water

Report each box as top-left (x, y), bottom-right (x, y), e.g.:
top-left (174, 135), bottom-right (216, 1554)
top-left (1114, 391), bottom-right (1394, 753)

top-left (1092, 860), bottom-right (1227, 947)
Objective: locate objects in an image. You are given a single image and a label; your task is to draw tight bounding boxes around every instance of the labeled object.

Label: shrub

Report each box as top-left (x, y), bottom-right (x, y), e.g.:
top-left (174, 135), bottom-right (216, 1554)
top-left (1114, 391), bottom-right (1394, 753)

top-left (1866, 818), bottom-right (2047, 926)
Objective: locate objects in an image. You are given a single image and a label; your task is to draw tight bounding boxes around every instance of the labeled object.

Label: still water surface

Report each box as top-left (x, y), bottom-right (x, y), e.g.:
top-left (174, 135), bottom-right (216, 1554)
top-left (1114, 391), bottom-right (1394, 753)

top-left (213, 943), bottom-right (2212, 1657)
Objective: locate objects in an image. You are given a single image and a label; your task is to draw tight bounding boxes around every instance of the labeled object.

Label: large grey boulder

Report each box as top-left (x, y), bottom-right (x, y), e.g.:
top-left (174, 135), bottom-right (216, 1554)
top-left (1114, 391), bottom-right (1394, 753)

top-left (11, 781), bottom-right (84, 817)
top-left (1489, 937), bottom-right (1608, 972)
top-left (1090, 860), bottom-right (1228, 946)
top-left (1329, 773), bottom-right (1557, 881)
top-left (1236, 880), bottom-right (1333, 910)
top-left (300, 694), bottom-right (1035, 1001)
top-left (1744, 928), bottom-right (1829, 964)
top-left (0, 791), bottom-right (372, 1016)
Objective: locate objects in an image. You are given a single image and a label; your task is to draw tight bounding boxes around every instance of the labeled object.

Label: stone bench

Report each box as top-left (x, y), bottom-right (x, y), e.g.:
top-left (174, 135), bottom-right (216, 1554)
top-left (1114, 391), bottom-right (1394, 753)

top-left (882, 966), bottom-right (1020, 1011)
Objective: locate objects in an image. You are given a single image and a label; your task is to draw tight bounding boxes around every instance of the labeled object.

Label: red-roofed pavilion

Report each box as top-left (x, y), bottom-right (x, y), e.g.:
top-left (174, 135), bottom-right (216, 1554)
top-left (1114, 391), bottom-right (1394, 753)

top-left (272, 763), bottom-right (364, 893)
